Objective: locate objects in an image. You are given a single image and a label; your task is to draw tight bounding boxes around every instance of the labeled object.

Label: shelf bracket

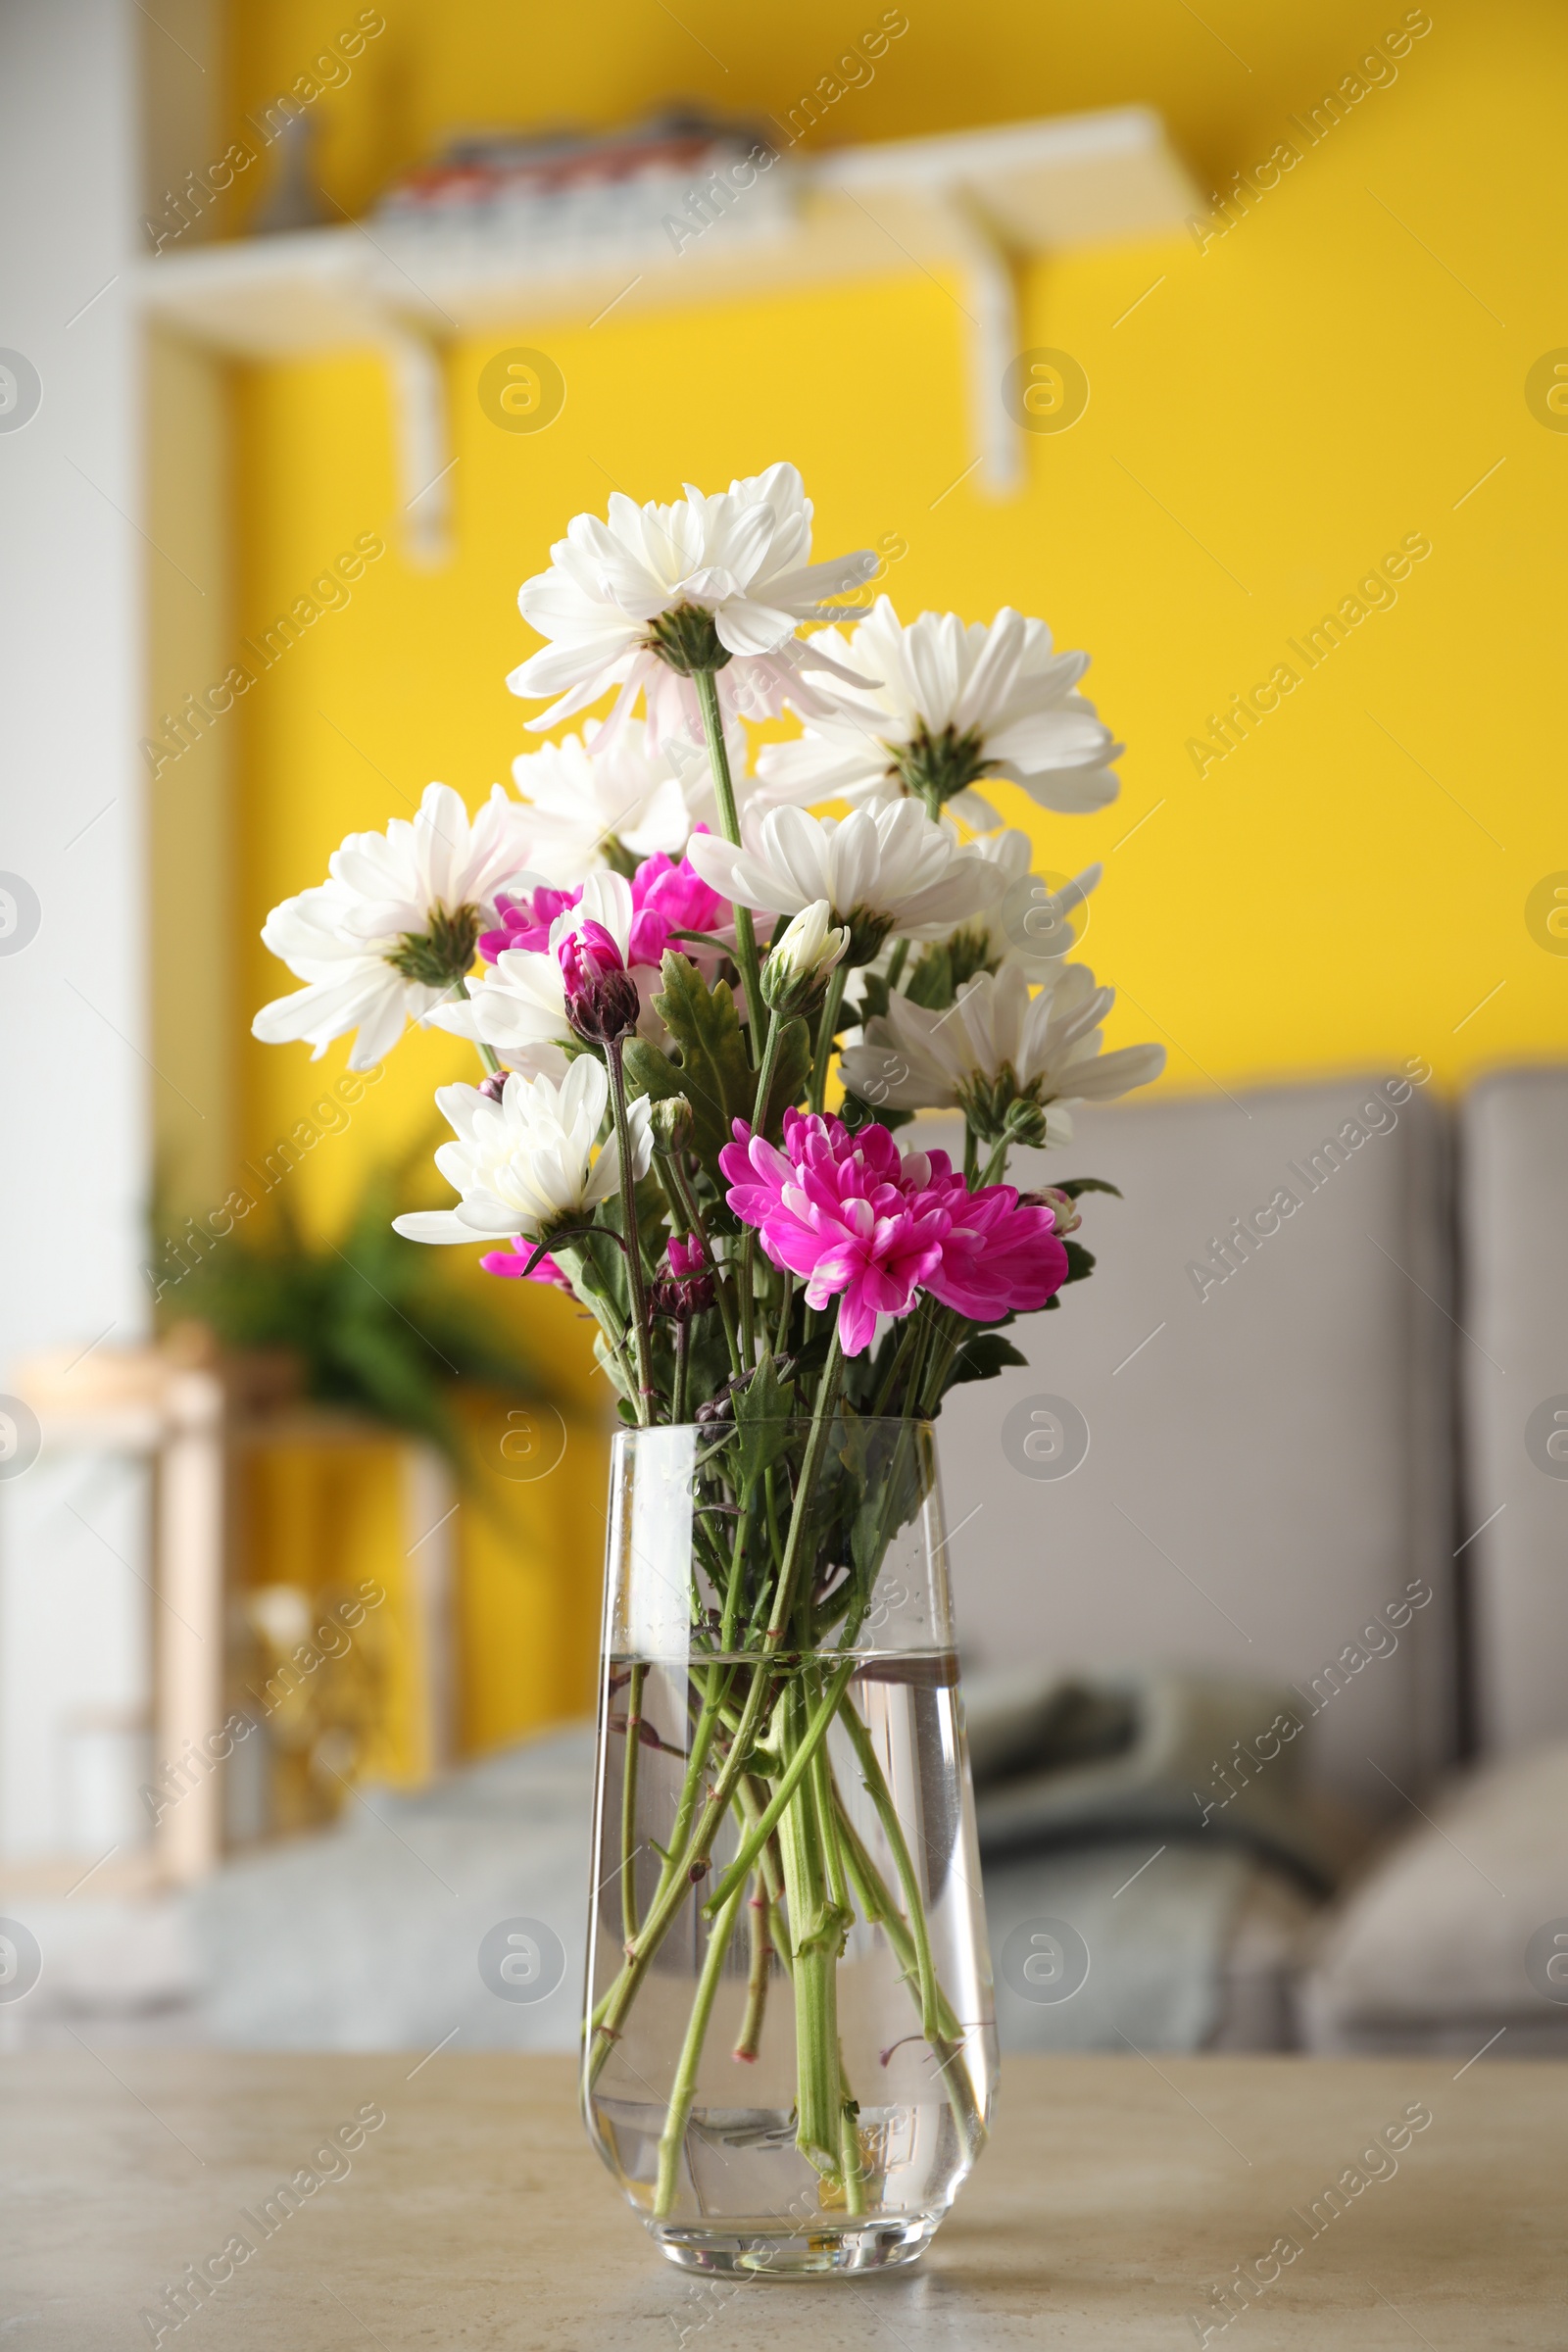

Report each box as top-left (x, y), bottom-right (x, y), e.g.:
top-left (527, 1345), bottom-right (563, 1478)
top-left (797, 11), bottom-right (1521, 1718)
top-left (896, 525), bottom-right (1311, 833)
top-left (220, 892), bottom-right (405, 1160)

top-left (935, 184), bottom-right (1026, 500)
top-left (381, 322), bottom-right (453, 568)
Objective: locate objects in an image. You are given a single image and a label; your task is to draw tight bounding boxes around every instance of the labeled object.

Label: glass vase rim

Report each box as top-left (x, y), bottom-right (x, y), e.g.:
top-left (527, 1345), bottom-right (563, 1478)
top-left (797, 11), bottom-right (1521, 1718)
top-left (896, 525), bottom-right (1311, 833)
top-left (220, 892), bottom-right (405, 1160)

top-left (612, 1412), bottom-right (940, 1437)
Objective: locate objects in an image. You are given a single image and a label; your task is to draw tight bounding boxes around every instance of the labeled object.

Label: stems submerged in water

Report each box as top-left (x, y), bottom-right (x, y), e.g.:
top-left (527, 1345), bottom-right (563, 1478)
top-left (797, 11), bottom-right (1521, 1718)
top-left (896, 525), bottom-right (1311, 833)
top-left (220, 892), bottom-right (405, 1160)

top-left (653, 1870), bottom-right (750, 2218)
top-left (620, 1661), bottom-right (646, 1948)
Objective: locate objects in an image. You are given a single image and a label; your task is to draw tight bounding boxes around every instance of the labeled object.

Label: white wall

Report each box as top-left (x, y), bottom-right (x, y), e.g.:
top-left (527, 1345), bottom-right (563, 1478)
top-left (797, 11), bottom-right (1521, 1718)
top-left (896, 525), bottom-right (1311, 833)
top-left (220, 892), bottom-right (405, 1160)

top-left (0, 0), bottom-right (216, 1860)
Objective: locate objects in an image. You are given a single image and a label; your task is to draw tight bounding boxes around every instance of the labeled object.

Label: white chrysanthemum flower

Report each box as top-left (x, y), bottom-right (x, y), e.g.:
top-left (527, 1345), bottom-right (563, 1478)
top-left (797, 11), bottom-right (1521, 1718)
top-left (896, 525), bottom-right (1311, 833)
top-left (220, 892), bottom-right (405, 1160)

top-left (754, 598), bottom-right (1121, 829)
top-left (511, 713), bottom-right (754, 887)
top-left (428, 870), bottom-right (663, 1068)
top-left (506, 463), bottom-right (876, 746)
top-left (685, 801), bottom-right (1004, 962)
top-left (839, 961), bottom-right (1165, 1142)
top-left (252, 782), bottom-right (536, 1070)
top-left (393, 1058), bottom-right (652, 1250)
top-left (963, 829), bottom-right (1102, 980)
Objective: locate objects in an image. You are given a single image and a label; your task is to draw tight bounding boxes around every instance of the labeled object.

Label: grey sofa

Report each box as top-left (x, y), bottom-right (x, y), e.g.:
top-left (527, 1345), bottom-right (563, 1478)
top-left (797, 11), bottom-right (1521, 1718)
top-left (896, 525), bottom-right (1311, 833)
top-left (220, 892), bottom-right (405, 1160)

top-left (177, 1064), bottom-right (1567, 2056)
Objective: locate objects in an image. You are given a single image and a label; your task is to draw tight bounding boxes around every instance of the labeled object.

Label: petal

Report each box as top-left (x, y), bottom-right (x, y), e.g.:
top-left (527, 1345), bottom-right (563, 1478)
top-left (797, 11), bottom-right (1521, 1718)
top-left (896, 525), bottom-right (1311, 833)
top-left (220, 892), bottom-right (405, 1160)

top-left (392, 1210), bottom-right (480, 1245)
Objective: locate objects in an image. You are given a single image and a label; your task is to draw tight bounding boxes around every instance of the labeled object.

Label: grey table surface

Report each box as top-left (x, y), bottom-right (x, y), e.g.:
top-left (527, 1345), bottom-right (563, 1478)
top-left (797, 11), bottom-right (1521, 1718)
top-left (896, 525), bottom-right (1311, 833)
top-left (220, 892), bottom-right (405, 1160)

top-left (3, 2051), bottom-right (1563, 2349)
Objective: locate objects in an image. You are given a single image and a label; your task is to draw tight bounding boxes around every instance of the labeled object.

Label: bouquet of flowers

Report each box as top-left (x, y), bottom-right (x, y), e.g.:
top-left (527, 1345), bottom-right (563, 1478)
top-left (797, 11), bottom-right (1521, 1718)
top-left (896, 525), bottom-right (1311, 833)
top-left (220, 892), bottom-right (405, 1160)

top-left (254, 463), bottom-right (1163, 2263)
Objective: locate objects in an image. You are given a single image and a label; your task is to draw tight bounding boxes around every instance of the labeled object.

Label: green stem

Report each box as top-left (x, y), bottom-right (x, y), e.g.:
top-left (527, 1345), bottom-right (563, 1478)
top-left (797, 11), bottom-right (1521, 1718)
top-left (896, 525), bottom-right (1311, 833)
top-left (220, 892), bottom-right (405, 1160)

top-left (705, 1655), bottom-right (858, 1915)
top-left (588, 1663), bottom-right (766, 2082)
top-left (870, 1316), bottom-right (924, 1418)
top-left (672, 1315), bottom-right (690, 1426)
top-left (663, 1149), bottom-right (742, 1380)
top-left (916, 1307), bottom-right (964, 1419)
top-left (773, 1274), bottom-right (794, 1359)
top-left (604, 1037), bottom-right (655, 1422)
top-left (762, 1329), bottom-right (843, 1642)
top-left (653, 1869), bottom-right (750, 2218)
top-left (738, 1771), bottom-right (790, 1925)
top-left (832, 1782), bottom-right (986, 2162)
top-left (453, 974), bottom-right (501, 1077)
top-left (833, 1796), bottom-right (963, 2045)
top-left (774, 1681), bottom-right (852, 2179)
top-left (602, 1660), bottom-right (731, 2003)
top-left (733, 1006), bottom-right (799, 1373)
top-left (586, 1335), bottom-right (844, 2082)
top-left (839, 1703), bottom-right (941, 2040)
top-left (620, 1662), bottom-right (646, 1946)
top-left (694, 666), bottom-right (763, 1069)
top-left (808, 963), bottom-right (848, 1116)
top-left (733, 1871), bottom-right (773, 2064)
top-left (552, 1241), bottom-right (638, 1400)
top-left (809, 1666), bottom-right (852, 1919)
top-left (750, 1004), bottom-right (784, 1136)
top-left (977, 1133), bottom-right (1010, 1188)
top-left (735, 1004), bottom-right (786, 1357)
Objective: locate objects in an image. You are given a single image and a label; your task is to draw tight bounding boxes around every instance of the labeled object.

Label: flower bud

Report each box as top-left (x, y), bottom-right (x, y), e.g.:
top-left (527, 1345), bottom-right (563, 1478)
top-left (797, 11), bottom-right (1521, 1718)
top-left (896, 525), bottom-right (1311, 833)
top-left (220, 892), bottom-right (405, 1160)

top-left (651, 1232), bottom-right (715, 1320)
top-left (1000, 1096), bottom-right (1051, 1150)
top-left (559, 920), bottom-right (640, 1044)
top-left (478, 1069), bottom-right (511, 1104)
top-left (761, 900), bottom-right (851, 1012)
top-left (1020, 1185), bottom-right (1082, 1235)
top-left (650, 1095), bottom-right (695, 1155)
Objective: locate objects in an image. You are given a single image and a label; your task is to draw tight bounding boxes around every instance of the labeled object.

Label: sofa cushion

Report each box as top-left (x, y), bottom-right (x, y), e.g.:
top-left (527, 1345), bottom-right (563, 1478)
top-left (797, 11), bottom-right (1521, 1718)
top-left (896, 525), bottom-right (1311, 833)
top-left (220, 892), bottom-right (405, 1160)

top-left (1299, 1740), bottom-right (1568, 2053)
top-left (927, 1073), bottom-right (1456, 1814)
top-left (1457, 1068), bottom-right (1568, 1753)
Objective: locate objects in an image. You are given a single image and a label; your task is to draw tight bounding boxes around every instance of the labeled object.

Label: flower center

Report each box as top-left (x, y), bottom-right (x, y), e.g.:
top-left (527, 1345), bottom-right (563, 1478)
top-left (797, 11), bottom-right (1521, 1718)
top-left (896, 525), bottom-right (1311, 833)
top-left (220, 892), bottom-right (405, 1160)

top-left (644, 603), bottom-right (732, 676)
top-left (842, 905), bottom-right (896, 968)
top-left (958, 1063), bottom-right (1045, 1146)
top-left (946, 921), bottom-right (1001, 989)
top-left (885, 721), bottom-right (996, 818)
top-left (385, 902), bottom-right (482, 987)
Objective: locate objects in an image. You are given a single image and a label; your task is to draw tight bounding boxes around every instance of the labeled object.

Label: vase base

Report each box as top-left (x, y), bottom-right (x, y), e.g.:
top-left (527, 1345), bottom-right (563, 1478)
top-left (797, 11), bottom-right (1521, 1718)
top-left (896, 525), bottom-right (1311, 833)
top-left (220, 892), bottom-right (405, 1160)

top-left (649, 2213), bottom-right (942, 2277)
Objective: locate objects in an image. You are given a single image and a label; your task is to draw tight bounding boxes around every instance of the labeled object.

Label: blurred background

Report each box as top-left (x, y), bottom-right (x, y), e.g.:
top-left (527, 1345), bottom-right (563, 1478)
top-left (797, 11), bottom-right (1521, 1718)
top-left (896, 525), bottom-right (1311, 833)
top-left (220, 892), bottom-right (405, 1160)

top-left (1, 0), bottom-right (1564, 2057)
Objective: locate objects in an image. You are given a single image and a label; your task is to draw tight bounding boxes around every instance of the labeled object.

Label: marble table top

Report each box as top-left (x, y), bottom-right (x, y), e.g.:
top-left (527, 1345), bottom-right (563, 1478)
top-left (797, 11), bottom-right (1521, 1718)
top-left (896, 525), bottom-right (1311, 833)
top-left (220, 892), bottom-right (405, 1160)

top-left (3, 2050), bottom-right (1561, 2348)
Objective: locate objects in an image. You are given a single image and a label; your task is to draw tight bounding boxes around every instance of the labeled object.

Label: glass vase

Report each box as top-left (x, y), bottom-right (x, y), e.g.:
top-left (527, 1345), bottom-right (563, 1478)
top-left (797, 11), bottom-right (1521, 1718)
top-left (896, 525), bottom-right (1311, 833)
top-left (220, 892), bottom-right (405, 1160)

top-left (582, 1414), bottom-right (998, 2276)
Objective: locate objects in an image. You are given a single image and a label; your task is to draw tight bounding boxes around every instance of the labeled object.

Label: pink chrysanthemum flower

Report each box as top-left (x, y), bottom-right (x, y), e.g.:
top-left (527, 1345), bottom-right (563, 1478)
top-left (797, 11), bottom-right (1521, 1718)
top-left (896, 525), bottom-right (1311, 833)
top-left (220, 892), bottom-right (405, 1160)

top-left (720, 1110), bottom-right (1069, 1356)
top-left (479, 1241), bottom-right (572, 1290)
top-left (906, 1152), bottom-right (1069, 1321)
top-left (479, 882), bottom-right (580, 964)
top-left (626, 831), bottom-right (729, 965)
top-left (486, 841), bottom-right (730, 975)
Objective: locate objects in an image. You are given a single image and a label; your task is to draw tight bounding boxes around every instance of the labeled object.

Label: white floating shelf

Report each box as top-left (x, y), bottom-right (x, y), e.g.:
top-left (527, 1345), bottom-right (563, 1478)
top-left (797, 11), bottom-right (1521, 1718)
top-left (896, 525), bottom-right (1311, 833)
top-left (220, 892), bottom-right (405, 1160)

top-left (137, 107), bottom-right (1199, 560)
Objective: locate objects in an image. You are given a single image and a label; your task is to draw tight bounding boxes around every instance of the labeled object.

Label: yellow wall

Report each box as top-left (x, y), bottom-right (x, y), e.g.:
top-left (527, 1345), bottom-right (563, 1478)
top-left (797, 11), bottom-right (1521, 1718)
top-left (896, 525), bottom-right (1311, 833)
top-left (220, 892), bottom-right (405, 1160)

top-left (213, 0), bottom-right (1568, 1754)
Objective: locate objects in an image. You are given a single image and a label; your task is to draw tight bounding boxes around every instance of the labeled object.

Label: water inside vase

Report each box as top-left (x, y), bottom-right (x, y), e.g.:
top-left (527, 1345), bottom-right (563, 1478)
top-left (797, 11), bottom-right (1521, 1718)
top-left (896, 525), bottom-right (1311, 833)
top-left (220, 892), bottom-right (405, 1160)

top-left (584, 1648), bottom-right (998, 2256)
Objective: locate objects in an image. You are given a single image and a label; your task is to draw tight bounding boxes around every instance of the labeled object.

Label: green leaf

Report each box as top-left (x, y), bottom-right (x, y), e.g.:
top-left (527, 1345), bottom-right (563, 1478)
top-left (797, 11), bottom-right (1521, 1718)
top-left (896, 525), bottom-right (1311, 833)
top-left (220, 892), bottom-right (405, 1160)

top-left (623, 951), bottom-right (754, 1174)
top-left (1061, 1239), bottom-right (1097, 1285)
top-left (945, 1332), bottom-right (1030, 1387)
top-left (621, 1034), bottom-right (716, 1156)
top-left (156, 1137), bottom-right (547, 1483)
top-left (856, 971), bottom-right (892, 1026)
top-left (846, 1420), bottom-right (923, 1582)
top-left (730, 1348), bottom-right (797, 1489)
top-left (1054, 1176), bottom-right (1122, 1200)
